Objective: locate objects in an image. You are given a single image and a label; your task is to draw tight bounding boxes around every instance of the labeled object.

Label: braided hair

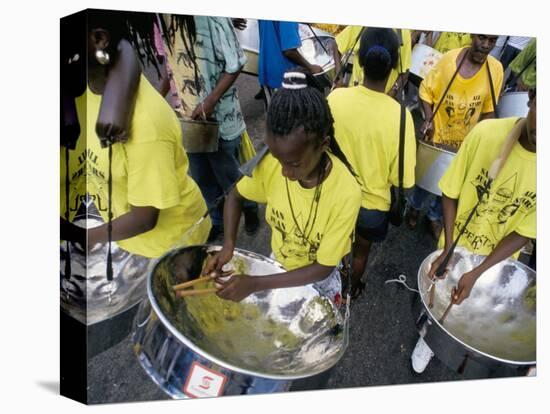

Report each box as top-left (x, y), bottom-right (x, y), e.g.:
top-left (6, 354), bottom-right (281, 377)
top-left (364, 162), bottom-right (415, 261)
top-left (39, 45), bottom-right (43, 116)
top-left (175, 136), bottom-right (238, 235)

top-left (267, 68), bottom-right (359, 180)
top-left (358, 27), bottom-right (399, 81)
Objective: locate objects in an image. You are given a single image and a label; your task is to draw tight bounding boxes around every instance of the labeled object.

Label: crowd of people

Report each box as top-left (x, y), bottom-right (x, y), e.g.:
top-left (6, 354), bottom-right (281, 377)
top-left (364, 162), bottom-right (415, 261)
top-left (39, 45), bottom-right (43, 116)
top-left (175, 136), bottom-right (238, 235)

top-left (60, 9), bottom-right (537, 385)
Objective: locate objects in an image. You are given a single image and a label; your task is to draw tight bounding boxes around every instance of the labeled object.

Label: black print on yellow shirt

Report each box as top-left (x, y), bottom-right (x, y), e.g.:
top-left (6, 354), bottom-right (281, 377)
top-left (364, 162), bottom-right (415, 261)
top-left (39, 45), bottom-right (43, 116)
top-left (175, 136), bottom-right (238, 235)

top-left (268, 207), bottom-right (322, 262)
top-left (440, 93), bottom-right (482, 146)
top-left (456, 169), bottom-right (536, 251)
top-left (71, 148), bottom-right (105, 181)
top-left (70, 193), bottom-right (108, 213)
top-left (70, 148), bottom-right (108, 213)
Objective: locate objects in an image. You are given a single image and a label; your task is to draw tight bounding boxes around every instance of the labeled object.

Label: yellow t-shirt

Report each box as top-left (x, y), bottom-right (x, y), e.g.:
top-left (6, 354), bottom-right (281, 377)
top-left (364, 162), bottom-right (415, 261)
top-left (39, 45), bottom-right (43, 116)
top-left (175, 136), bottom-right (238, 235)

top-left (328, 86), bottom-right (416, 210)
top-left (439, 118), bottom-right (536, 257)
top-left (419, 47), bottom-right (504, 148)
top-left (237, 152), bottom-right (362, 270)
top-left (433, 32), bottom-right (472, 54)
top-left (336, 26), bottom-right (412, 92)
top-left (60, 75), bottom-right (210, 258)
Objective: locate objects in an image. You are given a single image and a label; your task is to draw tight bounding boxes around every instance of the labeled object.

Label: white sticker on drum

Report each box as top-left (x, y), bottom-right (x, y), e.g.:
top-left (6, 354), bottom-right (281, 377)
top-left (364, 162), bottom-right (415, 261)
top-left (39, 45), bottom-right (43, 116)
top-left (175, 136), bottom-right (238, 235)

top-left (183, 361), bottom-right (228, 398)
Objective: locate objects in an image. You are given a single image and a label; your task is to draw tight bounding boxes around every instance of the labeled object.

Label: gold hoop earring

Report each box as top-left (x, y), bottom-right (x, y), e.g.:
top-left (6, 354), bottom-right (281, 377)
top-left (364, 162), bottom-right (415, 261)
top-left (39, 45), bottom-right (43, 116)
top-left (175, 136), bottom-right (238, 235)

top-left (95, 49), bottom-right (110, 65)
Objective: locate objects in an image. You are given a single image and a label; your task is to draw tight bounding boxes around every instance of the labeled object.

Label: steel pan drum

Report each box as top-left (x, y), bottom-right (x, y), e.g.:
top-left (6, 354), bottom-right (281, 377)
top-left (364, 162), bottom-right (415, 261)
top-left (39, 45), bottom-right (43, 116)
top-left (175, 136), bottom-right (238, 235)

top-left (415, 140), bottom-right (456, 196)
top-left (416, 248), bottom-right (536, 372)
top-left (497, 91), bottom-right (529, 119)
top-left (60, 214), bottom-right (151, 357)
top-left (410, 44), bottom-right (442, 85)
top-left (60, 217), bottom-right (150, 325)
top-left (235, 19), bottom-right (259, 76)
top-left (133, 245), bottom-right (346, 398)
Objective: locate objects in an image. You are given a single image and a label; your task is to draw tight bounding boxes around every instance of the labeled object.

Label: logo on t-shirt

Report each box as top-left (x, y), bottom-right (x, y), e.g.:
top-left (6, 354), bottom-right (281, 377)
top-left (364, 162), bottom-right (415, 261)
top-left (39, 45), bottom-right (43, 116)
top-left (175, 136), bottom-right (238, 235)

top-left (457, 168), bottom-right (536, 251)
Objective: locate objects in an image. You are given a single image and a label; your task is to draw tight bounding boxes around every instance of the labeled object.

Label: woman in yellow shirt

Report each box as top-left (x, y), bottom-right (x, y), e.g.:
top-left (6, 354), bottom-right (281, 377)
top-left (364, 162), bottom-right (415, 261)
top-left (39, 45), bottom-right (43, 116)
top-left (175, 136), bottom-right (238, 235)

top-left (206, 69), bottom-right (362, 304)
top-left (61, 10), bottom-right (210, 258)
top-left (328, 28), bottom-right (417, 299)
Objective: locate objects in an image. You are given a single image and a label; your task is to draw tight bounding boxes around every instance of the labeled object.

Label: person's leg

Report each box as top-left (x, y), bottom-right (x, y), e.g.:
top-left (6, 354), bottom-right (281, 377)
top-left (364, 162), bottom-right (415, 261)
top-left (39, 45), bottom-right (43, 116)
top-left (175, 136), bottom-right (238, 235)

top-left (426, 196), bottom-right (443, 241)
top-left (411, 317), bottom-right (434, 373)
top-left (351, 208), bottom-right (389, 299)
top-left (407, 185), bottom-right (430, 228)
top-left (208, 136), bottom-right (259, 234)
top-left (411, 336), bottom-right (435, 374)
top-left (351, 234), bottom-right (372, 296)
top-left (187, 152), bottom-right (223, 229)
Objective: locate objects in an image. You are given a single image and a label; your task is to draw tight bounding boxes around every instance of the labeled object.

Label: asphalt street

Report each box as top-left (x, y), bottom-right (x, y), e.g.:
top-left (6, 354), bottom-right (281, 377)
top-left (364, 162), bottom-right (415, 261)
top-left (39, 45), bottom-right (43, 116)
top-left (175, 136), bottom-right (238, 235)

top-left (85, 71), bottom-right (522, 404)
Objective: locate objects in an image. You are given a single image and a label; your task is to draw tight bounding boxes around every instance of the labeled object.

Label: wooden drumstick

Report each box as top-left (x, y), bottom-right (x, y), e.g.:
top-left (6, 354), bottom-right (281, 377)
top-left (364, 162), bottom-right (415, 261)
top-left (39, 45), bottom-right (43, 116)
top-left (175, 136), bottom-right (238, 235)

top-left (439, 300), bottom-right (454, 324)
top-left (176, 288), bottom-right (218, 297)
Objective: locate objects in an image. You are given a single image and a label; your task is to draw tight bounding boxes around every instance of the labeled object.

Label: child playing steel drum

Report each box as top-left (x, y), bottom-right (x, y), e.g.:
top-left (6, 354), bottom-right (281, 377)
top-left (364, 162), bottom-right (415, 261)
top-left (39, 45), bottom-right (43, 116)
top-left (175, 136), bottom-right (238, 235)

top-left (205, 69), bottom-right (362, 305)
top-left (411, 88), bottom-right (536, 373)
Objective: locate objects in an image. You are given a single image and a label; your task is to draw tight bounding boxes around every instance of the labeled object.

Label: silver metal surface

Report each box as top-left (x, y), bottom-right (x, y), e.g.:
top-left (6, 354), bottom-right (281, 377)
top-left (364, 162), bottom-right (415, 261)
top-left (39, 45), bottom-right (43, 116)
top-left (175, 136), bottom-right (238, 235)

top-left (415, 140), bottom-right (456, 196)
top-left (497, 92), bottom-right (529, 119)
top-left (138, 245), bottom-right (346, 381)
top-left (417, 247), bottom-right (536, 365)
top-left (180, 118), bottom-right (220, 153)
top-left (60, 217), bottom-right (151, 325)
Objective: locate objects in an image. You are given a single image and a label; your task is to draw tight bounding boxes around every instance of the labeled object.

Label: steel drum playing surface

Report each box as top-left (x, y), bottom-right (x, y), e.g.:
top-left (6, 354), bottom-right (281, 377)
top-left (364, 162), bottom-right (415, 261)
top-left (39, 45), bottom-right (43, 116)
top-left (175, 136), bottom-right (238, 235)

top-left (418, 247), bottom-right (536, 364)
top-left (149, 246), bottom-right (346, 378)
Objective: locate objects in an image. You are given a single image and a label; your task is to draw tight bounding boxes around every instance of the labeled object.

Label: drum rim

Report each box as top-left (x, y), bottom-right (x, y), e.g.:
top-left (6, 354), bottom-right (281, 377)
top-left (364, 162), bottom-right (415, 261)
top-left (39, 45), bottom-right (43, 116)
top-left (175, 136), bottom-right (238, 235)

top-left (416, 138), bottom-right (457, 156)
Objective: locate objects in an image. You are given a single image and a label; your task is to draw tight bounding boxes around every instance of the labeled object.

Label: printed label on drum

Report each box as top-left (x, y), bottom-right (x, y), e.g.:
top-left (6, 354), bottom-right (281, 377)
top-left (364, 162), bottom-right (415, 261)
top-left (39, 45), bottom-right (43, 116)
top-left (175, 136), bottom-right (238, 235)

top-left (183, 361), bottom-right (228, 398)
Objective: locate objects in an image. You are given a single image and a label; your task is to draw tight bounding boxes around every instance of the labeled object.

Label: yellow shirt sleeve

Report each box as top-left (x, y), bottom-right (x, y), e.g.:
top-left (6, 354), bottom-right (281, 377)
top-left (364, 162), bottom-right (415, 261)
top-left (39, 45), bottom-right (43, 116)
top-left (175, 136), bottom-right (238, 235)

top-left (236, 155), bottom-right (270, 204)
top-left (125, 140), bottom-right (182, 209)
top-left (482, 57), bottom-right (504, 114)
top-left (400, 29), bottom-right (412, 71)
top-left (336, 25), bottom-right (361, 55)
top-left (316, 178), bottom-right (361, 267)
top-left (418, 58), bottom-right (441, 105)
top-left (438, 127), bottom-right (477, 198)
top-left (515, 210), bottom-right (536, 239)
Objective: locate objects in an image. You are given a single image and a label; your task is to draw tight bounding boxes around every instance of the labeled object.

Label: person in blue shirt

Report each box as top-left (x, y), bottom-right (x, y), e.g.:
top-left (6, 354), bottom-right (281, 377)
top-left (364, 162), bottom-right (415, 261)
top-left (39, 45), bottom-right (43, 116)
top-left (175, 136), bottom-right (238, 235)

top-left (258, 20), bottom-right (323, 104)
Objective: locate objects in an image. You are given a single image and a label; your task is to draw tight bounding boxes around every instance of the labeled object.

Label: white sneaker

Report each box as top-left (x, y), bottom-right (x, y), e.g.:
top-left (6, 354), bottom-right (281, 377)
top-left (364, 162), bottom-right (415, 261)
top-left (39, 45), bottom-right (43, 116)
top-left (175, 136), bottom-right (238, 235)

top-left (411, 336), bottom-right (434, 374)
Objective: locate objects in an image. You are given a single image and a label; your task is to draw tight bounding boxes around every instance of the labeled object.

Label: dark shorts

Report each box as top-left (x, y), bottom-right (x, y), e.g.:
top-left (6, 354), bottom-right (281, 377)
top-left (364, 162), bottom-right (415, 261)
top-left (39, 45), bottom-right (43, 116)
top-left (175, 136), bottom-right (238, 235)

top-left (355, 207), bottom-right (389, 242)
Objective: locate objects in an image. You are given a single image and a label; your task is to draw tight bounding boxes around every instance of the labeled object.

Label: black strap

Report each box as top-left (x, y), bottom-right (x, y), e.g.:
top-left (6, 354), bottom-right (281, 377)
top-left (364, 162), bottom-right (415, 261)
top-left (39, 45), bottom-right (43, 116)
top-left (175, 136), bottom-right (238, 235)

top-left (486, 62), bottom-right (499, 118)
top-left (106, 144), bottom-right (113, 281)
top-left (398, 95), bottom-right (406, 194)
top-left (64, 145), bottom-right (71, 280)
top-left (397, 30), bottom-right (406, 195)
top-left (427, 48), bottom-right (468, 125)
top-left (306, 24), bottom-right (330, 56)
top-left (332, 27), bottom-right (365, 87)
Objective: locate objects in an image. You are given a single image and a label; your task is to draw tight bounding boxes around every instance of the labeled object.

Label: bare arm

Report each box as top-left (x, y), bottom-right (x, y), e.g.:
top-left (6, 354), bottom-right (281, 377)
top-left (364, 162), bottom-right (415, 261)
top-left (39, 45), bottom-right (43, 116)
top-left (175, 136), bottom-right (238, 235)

top-left (191, 70), bottom-right (241, 120)
top-left (283, 48), bottom-right (323, 74)
top-left (420, 98), bottom-right (435, 141)
top-left (61, 205), bottom-right (159, 246)
top-left (203, 187), bottom-right (245, 274)
top-left (453, 231), bottom-right (529, 304)
top-left (97, 39), bottom-right (141, 144)
top-left (441, 194), bottom-right (458, 251)
top-left (216, 261), bottom-right (336, 302)
top-left (428, 193), bottom-right (458, 279)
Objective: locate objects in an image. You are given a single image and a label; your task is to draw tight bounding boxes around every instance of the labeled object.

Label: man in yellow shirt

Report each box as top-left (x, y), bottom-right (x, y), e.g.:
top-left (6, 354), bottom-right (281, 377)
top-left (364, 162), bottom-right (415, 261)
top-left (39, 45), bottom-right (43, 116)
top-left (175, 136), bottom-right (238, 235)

top-left (335, 26), bottom-right (411, 98)
top-left (407, 34), bottom-right (503, 240)
top-left (206, 70), bottom-right (361, 305)
top-left (328, 28), bottom-right (416, 299)
top-left (412, 88), bottom-right (536, 373)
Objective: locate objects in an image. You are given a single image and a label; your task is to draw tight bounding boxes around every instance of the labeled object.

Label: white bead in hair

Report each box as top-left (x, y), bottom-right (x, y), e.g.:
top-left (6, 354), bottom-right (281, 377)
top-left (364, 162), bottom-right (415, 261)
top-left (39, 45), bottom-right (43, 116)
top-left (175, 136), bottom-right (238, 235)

top-left (282, 82), bottom-right (308, 90)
